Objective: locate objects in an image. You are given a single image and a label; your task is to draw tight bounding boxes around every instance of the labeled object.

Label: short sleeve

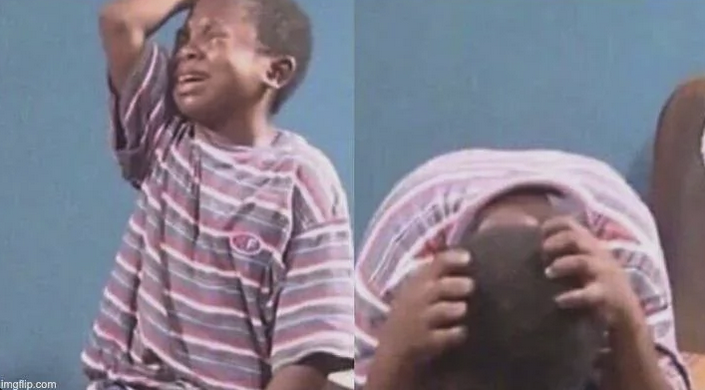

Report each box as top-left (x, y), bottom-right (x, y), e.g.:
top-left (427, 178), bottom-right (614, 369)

top-left (269, 153), bottom-right (355, 373)
top-left (109, 42), bottom-right (176, 186)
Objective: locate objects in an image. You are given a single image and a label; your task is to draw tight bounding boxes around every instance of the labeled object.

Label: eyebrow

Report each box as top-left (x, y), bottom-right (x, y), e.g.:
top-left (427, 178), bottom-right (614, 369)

top-left (185, 18), bottom-right (228, 33)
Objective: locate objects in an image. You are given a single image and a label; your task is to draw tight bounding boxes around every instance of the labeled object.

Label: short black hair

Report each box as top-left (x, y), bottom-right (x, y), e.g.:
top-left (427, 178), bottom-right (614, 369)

top-left (437, 225), bottom-right (604, 390)
top-left (243, 0), bottom-right (313, 114)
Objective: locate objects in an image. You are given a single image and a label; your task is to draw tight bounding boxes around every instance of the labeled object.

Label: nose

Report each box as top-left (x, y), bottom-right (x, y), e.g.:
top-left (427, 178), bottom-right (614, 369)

top-left (176, 40), bottom-right (204, 62)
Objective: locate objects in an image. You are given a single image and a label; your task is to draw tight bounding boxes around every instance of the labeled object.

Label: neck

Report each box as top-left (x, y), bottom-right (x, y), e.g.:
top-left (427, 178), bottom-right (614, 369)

top-left (197, 102), bottom-right (276, 147)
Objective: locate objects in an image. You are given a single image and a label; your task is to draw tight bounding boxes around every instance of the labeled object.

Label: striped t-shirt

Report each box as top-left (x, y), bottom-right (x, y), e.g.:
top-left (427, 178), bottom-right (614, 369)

top-left (81, 42), bottom-right (354, 390)
top-left (354, 149), bottom-right (690, 390)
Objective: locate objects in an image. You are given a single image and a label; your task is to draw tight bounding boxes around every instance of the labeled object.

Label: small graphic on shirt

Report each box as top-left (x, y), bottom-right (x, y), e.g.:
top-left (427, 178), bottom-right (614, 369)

top-left (231, 233), bottom-right (263, 256)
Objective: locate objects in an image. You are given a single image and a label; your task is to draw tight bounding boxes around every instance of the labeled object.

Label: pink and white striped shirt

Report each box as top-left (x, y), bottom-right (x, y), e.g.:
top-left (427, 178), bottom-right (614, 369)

top-left (81, 43), bottom-right (354, 390)
top-left (354, 149), bottom-right (690, 390)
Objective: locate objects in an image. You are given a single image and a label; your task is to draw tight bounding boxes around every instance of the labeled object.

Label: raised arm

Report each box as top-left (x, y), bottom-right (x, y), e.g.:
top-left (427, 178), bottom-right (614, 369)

top-left (99, 0), bottom-right (191, 90)
top-left (99, 0), bottom-right (192, 186)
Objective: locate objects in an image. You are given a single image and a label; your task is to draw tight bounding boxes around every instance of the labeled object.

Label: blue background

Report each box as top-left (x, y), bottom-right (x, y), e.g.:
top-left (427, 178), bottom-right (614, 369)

top-left (0, 0), bottom-right (353, 387)
top-left (354, 0), bottom-right (705, 243)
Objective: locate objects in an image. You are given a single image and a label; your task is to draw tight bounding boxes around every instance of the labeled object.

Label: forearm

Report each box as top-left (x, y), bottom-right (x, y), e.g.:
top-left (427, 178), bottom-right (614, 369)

top-left (100, 0), bottom-right (189, 37)
top-left (605, 309), bottom-right (672, 390)
top-left (363, 343), bottom-right (418, 390)
top-left (99, 0), bottom-right (190, 88)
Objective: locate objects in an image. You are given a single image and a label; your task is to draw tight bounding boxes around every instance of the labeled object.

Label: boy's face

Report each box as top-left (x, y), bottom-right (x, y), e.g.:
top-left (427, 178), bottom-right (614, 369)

top-left (173, 0), bottom-right (282, 124)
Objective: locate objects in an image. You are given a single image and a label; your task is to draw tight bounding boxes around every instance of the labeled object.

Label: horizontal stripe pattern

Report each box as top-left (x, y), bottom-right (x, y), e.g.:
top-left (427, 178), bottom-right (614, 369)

top-left (354, 149), bottom-right (689, 390)
top-left (84, 43), bottom-right (354, 390)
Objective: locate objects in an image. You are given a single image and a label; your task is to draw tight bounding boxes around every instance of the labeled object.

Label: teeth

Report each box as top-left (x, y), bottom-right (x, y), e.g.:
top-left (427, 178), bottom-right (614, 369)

top-left (179, 75), bottom-right (203, 83)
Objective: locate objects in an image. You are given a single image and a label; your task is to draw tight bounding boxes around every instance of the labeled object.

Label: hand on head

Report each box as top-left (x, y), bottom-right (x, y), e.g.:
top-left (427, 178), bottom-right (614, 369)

top-left (542, 216), bottom-right (643, 329)
top-left (378, 249), bottom-right (474, 367)
top-left (380, 213), bottom-right (621, 389)
top-left (474, 188), bottom-right (642, 329)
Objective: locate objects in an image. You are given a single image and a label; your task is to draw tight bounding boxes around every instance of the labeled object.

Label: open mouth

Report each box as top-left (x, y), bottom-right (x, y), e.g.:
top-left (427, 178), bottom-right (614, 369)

top-left (177, 72), bottom-right (209, 85)
top-left (175, 69), bottom-right (210, 91)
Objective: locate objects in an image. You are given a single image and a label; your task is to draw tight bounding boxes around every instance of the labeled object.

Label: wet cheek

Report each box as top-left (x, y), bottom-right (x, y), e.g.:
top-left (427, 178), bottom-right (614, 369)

top-left (216, 56), bottom-right (250, 80)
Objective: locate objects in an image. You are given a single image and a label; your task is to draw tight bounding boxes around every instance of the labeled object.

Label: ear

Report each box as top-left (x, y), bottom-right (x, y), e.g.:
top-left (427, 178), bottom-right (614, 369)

top-left (262, 56), bottom-right (296, 90)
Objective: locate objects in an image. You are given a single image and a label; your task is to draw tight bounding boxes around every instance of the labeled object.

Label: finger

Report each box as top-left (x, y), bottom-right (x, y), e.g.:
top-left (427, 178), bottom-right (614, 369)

top-left (430, 249), bottom-right (471, 278)
top-left (555, 283), bottom-right (605, 309)
top-left (406, 255), bottom-right (435, 279)
top-left (542, 215), bottom-right (583, 237)
top-left (545, 255), bottom-right (593, 279)
top-left (543, 230), bottom-right (581, 255)
top-left (430, 326), bottom-right (468, 350)
top-left (426, 301), bottom-right (467, 327)
top-left (543, 229), bottom-right (599, 257)
top-left (434, 276), bottom-right (475, 300)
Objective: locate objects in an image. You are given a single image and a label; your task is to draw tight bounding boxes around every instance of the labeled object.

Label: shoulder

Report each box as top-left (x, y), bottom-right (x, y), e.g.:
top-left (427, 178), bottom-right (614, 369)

top-left (281, 132), bottom-right (344, 192)
top-left (544, 150), bottom-right (626, 178)
top-left (277, 132), bottom-right (348, 223)
top-left (370, 149), bottom-right (478, 221)
top-left (547, 150), bottom-right (643, 202)
top-left (358, 150), bottom-right (473, 261)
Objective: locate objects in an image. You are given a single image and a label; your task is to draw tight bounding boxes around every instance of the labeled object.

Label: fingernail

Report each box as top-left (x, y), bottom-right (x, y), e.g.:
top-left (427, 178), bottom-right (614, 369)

top-left (459, 251), bottom-right (471, 263)
top-left (554, 294), bottom-right (572, 308)
top-left (554, 296), bottom-right (566, 307)
top-left (466, 280), bottom-right (475, 293)
top-left (545, 267), bottom-right (555, 278)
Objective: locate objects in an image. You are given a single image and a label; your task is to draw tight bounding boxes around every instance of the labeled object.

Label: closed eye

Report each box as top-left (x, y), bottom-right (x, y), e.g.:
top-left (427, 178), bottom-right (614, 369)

top-left (175, 27), bottom-right (189, 48)
top-left (203, 26), bottom-right (229, 43)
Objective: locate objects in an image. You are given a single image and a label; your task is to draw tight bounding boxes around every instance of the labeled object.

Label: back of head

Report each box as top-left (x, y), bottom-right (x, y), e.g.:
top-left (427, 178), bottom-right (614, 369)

top-left (439, 225), bottom-right (603, 390)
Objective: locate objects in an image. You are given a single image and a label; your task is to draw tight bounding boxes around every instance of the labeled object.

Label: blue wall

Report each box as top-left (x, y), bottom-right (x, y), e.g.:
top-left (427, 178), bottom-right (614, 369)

top-left (355, 0), bottom-right (705, 243)
top-left (0, 0), bottom-right (353, 387)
